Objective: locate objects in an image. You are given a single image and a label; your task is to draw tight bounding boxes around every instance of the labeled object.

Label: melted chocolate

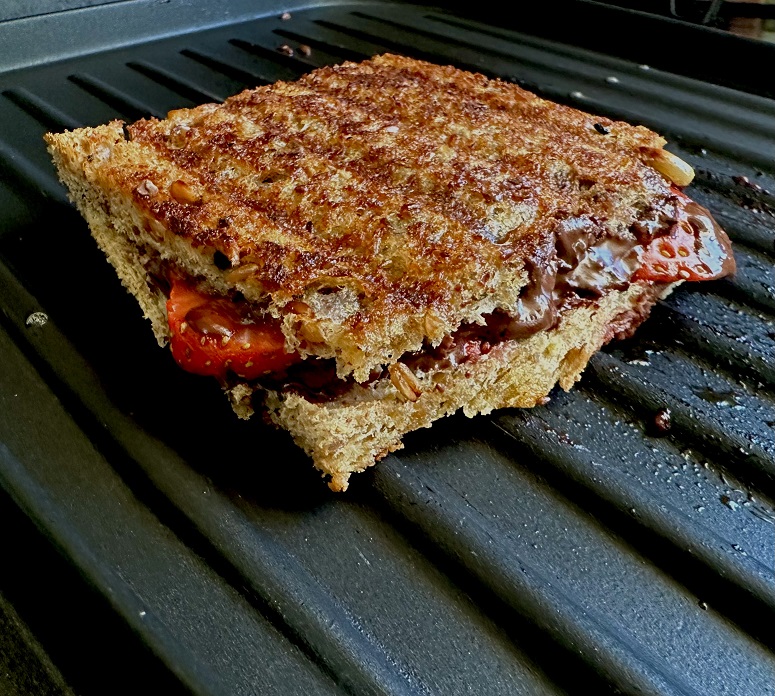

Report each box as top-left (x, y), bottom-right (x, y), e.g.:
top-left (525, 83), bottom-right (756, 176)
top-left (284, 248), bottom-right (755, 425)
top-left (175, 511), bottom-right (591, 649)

top-left (631, 200), bottom-right (678, 243)
top-left (266, 358), bottom-right (387, 403)
top-left (559, 236), bottom-right (642, 295)
top-left (400, 192), bottom-right (735, 376)
top-left (555, 214), bottom-right (598, 270)
top-left (494, 246), bottom-right (559, 340)
top-left (509, 193), bottom-right (735, 337)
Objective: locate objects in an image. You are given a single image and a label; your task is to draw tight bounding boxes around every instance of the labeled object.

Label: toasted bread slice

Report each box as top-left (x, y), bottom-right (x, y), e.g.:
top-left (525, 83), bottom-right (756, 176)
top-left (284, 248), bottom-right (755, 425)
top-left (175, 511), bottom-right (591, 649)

top-left (45, 53), bottom-right (675, 382)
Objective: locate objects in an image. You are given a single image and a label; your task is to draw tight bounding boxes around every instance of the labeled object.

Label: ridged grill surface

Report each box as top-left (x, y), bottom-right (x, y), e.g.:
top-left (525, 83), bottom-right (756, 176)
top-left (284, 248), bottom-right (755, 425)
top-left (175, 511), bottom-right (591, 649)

top-left (0, 3), bottom-right (773, 695)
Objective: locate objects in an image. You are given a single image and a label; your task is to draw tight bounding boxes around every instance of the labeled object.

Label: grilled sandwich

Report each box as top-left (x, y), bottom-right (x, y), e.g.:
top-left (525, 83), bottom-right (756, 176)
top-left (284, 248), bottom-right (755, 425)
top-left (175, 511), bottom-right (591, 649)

top-left (45, 54), bottom-right (735, 490)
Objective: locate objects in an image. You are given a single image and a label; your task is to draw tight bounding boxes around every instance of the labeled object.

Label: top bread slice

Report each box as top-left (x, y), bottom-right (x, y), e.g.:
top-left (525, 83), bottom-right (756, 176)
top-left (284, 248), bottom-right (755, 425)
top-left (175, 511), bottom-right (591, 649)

top-left (44, 53), bottom-right (674, 382)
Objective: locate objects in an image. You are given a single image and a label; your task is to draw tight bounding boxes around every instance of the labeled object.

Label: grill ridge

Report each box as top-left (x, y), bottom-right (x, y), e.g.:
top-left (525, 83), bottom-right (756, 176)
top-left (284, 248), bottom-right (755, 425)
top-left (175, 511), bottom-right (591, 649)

top-left (68, 72), bottom-right (165, 120)
top-left (372, 458), bottom-right (707, 696)
top-left (2, 87), bottom-right (81, 131)
top-left (491, 408), bottom-right (775, 647)
top-left (657, 293), bottom-right (775, 387)
top-left (589, 352), bottom-right (775, 491)
top-left (0, 141), bottom-right (68, 203)
top-left (180, 47), bottom-right (271, 87)
top-left (126, 60), bottom-right (226, 105)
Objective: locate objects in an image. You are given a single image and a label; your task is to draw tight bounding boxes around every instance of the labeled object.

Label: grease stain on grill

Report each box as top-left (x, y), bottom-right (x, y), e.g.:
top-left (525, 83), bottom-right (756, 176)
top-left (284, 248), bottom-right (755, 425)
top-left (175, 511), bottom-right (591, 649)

top-left (621, 344), bottom-right (655, 366)
top-left (652, 408), bottom-right (672, 435)
top-left (720, 494), bottom-right (741, 511)
top-left (732, 175), bottom-right (771, 196)
top-left (693, 387), bottom-right (742, 408)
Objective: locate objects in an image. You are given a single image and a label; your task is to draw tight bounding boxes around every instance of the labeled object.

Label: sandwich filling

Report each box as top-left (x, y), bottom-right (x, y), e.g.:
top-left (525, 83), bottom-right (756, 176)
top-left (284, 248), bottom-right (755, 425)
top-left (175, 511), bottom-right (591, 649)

top-left (160, 188), bottom-right (734, 393)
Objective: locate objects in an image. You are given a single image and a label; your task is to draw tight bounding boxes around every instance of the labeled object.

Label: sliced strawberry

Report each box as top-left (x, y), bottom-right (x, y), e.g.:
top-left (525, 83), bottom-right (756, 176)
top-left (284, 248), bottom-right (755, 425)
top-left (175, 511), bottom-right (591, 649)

top-left (166, 277), bottom-right (300, 380)
top-left (634, 191), bottom-right (735, 284)
top-left (633, 221), bottom-right (713, 283)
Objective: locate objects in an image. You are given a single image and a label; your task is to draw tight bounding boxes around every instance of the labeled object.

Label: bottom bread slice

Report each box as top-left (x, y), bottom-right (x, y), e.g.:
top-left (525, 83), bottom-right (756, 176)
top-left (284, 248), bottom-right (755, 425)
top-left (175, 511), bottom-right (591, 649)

top-left (47, 148), bottom-right (675, 490)
top-left (264, 280), bottom-right (676, 491)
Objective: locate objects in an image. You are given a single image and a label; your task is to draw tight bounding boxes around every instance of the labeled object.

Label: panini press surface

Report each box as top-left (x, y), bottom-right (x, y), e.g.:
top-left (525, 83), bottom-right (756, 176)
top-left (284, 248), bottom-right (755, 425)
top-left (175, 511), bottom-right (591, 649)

top-left (0, 1), bottom-right (773, 694)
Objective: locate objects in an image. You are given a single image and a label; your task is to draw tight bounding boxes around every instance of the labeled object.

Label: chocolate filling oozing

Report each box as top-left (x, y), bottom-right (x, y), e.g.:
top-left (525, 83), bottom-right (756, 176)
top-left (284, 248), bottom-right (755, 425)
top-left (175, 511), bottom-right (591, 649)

top-left (275, 192), bottom-right (734, 399)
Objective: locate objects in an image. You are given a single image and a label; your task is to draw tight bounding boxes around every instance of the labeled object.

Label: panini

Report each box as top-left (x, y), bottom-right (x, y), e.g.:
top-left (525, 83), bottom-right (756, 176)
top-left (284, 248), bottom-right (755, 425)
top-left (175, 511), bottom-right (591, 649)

top-left (45, 54), bottom-right (735, 490)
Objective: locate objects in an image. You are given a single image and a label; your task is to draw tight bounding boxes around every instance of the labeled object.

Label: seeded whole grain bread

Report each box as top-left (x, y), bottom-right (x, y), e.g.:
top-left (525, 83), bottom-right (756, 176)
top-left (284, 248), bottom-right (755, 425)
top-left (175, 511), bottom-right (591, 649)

top-left (45, 53), bottom-right (675, 382)
top-left (45, 54), bottom-right (711, 490)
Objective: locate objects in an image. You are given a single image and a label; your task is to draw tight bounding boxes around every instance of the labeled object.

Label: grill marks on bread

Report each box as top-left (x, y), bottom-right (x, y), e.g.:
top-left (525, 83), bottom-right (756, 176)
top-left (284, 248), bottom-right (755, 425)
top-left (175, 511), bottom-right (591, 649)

top-left (85, 54), bottom-right (671, 380)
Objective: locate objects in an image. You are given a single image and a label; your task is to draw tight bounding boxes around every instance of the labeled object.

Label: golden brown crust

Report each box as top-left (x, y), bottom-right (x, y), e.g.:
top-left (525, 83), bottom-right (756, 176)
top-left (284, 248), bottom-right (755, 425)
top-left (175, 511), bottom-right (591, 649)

top-left (46, 54), bottom-right (672, 380)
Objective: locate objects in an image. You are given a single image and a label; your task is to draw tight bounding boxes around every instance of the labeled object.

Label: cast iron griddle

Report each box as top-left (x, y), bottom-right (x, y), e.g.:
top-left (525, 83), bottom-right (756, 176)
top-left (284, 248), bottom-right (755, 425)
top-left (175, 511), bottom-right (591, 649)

top-left (0, 1), bottom-right (774, 694)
